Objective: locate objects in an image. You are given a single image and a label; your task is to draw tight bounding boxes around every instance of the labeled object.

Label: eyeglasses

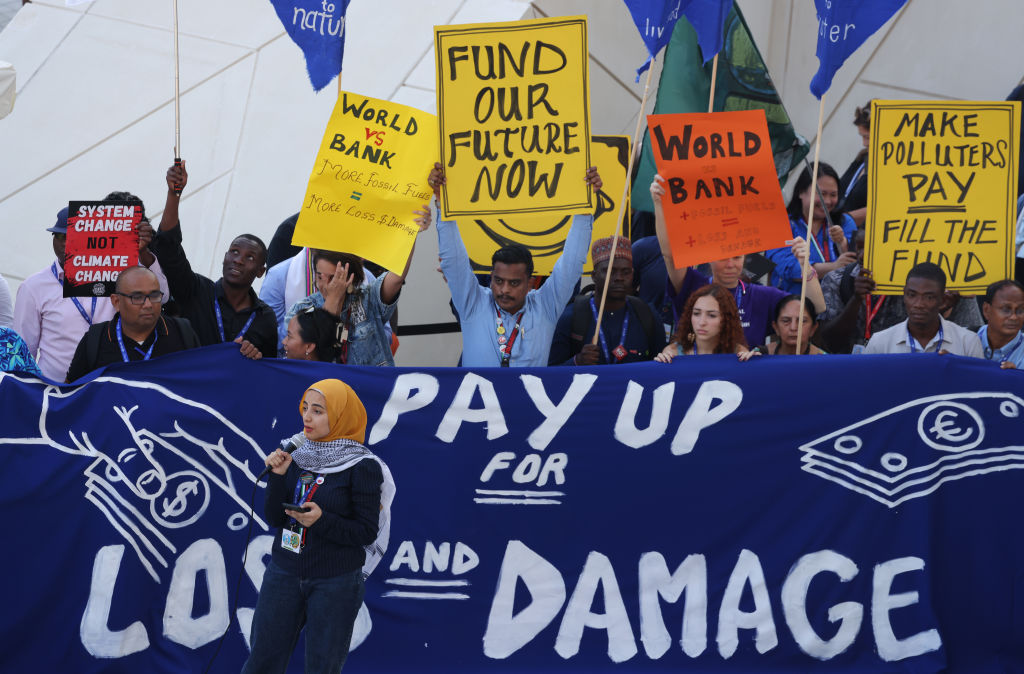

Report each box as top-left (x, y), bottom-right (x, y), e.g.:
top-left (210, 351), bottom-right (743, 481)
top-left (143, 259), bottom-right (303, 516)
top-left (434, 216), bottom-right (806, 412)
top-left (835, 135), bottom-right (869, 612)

top-left (116, 291), bottom-right (163, 305)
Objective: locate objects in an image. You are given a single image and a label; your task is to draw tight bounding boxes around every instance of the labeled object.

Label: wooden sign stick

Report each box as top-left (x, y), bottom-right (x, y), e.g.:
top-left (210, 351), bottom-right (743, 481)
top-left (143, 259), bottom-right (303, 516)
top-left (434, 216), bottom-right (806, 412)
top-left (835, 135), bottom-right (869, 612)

top-left (796, 95), bottom-right (826, 355)
top-left (591, 59), bottom-right (657, 345)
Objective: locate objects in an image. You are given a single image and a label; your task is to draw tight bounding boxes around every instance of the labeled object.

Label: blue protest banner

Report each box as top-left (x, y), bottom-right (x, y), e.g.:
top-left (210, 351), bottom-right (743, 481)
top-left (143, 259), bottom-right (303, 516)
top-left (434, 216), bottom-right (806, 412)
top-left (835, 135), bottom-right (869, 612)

top-left (623, 0), bottom-right (733, 77)
top-left (2, 344), bottom-right (1023, 671)
top-left (810, 0), bottom-right (908, 98)
top-left (268, 0), bottom-right (351, 92)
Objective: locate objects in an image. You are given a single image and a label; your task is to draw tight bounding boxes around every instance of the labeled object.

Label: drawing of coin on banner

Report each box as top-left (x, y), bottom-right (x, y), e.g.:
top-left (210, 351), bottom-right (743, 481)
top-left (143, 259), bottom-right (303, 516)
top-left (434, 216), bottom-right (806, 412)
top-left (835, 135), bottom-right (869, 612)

top-left (435, 15), bottom-right (593, 219)
top-left (865, 100), bottom-right (1020, 294)
top-left (458, 136), bottom-right (629, 276)
top-left (293, 92), bottom-right (437, 272)
top-left (63, 201), bottom-right (141, 297)
top-left (648, 109), bottom-right (791, 269)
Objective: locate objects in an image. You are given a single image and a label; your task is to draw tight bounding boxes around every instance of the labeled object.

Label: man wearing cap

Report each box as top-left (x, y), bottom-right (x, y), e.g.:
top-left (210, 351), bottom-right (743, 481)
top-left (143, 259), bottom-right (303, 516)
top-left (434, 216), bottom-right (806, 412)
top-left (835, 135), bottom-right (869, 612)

top-left (66, 267), bottom-right (201, 382)
top-left (549, 236), bottom-right (666, 365)
top-left (427, 162), bottom-right (603, 367)
top-left (13, 203), bottom-right (168, 381)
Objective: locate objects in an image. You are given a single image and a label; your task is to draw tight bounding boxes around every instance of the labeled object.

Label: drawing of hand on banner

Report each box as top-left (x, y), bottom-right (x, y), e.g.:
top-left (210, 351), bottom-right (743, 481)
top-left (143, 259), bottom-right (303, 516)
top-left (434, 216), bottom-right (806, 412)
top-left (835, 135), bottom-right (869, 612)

top-left (0, 375), bottom-right (269, 583)
top-left (455, 136), bottom-right (630, 276)
top-left (293, 92), bottom-right (437, 273)
top-left (435, 16), bottom-right (594, 219)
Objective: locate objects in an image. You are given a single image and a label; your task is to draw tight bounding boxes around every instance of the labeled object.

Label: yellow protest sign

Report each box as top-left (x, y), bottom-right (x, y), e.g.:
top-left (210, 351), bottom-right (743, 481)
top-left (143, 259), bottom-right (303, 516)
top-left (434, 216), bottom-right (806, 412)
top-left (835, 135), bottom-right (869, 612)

top-left (456, 136), bottom-right (628, 276)
top-left (435, 16), bottom-right (593, 219)
top-left (293, 91), bottom-right (437, 272)
top-left (865, 100), bottom-right (1020, 294)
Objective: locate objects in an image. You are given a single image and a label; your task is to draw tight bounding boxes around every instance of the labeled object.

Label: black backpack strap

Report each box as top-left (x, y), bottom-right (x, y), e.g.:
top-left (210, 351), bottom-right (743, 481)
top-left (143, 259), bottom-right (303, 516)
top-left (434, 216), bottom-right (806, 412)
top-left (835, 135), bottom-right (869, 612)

top-left (85, 323), bottom-right (104, 371)
top-left (626, 295), bottom-right (657, 341)
top-left (838, 263), bottom-right (857, 305)
top-left (570, 292), bottom-right (594, 347)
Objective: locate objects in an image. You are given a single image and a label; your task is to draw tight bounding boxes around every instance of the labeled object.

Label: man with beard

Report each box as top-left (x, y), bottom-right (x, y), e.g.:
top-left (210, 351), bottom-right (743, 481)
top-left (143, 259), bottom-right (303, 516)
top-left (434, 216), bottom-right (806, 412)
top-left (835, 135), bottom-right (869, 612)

top-left (864, 263), bottom-right (984, 357)
top-left (549, 236), bottom-right (665, 365)
top-left (66, 267), bottom-right (200, 381)
top-left (151, 162), bottom-right (277, 358)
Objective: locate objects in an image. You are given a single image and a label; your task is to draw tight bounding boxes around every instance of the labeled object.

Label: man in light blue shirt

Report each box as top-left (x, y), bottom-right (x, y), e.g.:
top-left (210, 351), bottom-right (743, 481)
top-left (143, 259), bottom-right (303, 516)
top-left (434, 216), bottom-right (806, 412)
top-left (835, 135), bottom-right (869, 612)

top-left (978, 279), bottom-right (1024, 369)
top-left (429, 162), bottom-right (602, 367)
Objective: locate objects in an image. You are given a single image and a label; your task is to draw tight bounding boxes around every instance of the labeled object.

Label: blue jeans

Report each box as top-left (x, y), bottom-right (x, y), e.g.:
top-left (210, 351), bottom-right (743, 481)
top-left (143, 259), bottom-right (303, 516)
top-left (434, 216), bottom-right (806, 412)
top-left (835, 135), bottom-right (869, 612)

top-left (242, 561), bottom-right (365, 674)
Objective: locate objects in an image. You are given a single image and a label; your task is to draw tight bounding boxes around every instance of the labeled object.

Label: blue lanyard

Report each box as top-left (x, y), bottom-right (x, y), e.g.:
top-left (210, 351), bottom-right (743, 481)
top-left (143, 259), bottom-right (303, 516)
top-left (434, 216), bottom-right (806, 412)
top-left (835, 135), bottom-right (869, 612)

top-left (115, 316), bottom-right (157, 363)
top-left (214, 298), bottom-right (256, 342)
top-left (290, 472), bottom-right (321, 526)
top-left (844, 162), bottom-right (866, 200)
top-left (589, 298), bottom-right (630, 363)
top-left (988, 330), bottom-right (1024, 363)
top-left (52, 263), bottom-right (96, 325)
top-left (908, 323), bottom-right (943, 353)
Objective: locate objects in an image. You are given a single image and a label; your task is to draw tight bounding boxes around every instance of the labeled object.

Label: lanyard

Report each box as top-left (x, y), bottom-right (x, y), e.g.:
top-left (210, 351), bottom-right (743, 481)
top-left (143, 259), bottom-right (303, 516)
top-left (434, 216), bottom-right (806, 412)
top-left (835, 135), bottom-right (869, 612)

top-left (732, 281), bottom-right (747, 316)
top-left (496, 306), bottom-right (524, 367)
top-left (52, 263), bottom-right (97, 326)
top-left (115, 316), bottom-right (157, 363)
top-left (289, 472), bottom-right (322, 546)
top-left (797, 220), bottom-right (830, 264)
top-left (844, 162), bottom-right (866, 200)
top-left (989, 331), bottom-right (1024, 363)
top-left (589, 298), bottom-right (630, 363)
top-left (908, 323), bottom-right (943, 353)
top-left (864, 295), bottom-right (885, 340)
top-left (214, 298), bottom-right (256, 342)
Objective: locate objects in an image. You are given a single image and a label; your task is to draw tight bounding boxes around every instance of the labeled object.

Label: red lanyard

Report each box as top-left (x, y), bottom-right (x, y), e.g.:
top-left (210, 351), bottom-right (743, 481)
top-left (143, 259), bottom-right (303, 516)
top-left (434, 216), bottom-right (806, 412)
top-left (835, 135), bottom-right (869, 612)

top-left (864, 295), bottom-right (885, 340)
top-left (496, 307), bottom-right (524, 366)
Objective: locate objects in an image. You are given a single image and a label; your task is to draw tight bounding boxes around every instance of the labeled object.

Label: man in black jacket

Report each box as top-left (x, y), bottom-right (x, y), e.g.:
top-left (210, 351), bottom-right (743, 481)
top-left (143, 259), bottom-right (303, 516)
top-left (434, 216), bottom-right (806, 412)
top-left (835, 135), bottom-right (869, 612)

top-left (66, 267), bottom-right (200, 381)
top-left (151, 161), bottom-right (278, 359)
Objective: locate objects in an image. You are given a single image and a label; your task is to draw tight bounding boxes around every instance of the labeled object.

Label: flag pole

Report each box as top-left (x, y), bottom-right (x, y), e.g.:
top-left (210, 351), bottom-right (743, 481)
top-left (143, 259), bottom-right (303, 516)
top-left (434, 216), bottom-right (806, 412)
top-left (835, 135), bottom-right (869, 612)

top-left (591, 58), bottom-right (657, 345)
top-left (171, 0), bottom-right (183, 195)
top-left (707, 54), bottom-right (719, 113)
top-left (796, 95), bottom-right (826, 355)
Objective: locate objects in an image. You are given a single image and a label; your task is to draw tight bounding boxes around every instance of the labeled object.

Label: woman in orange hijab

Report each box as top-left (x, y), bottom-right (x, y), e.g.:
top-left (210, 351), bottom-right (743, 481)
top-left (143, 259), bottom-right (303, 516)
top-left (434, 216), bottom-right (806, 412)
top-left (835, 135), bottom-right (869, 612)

top-left (243, 379), bottom-right (395, 673)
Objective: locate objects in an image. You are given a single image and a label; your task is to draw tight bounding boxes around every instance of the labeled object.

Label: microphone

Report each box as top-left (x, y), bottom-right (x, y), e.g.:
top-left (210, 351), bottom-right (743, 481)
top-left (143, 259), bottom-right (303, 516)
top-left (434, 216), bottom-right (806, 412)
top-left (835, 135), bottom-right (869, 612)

top-left (257, 433), bottom-right (305, 480)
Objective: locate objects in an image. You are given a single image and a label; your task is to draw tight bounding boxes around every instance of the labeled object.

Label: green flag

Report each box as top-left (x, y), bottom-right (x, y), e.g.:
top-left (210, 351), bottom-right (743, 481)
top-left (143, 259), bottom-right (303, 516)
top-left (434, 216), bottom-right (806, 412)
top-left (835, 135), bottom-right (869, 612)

top-left (631, 6), bottom-right (808, 213)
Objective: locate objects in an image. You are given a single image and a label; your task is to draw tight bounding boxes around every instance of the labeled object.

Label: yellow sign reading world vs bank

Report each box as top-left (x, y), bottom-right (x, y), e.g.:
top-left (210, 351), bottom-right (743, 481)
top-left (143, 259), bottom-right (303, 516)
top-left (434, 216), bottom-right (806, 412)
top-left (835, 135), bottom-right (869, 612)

top-left (866, 100), bottom-right (1020, 294)
top-left (293, 92), bottom-right (437, 272)
top-left (435, 16), bottom-right (593, 219)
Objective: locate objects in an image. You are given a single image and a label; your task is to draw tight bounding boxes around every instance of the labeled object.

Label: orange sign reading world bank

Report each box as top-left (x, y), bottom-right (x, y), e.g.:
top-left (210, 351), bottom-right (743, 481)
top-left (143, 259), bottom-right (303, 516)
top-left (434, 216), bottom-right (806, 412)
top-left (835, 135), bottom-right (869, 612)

top-left (648, 110), bottom-right (790, 268)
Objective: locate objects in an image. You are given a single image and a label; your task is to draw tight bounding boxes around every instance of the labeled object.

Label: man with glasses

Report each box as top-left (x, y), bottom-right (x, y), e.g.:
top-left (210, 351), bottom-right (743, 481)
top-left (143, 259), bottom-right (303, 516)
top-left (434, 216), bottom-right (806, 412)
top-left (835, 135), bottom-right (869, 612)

top-left (65, 267), bottom-right (199, 382)
top-left (14, 202), bottom-right (169, 381)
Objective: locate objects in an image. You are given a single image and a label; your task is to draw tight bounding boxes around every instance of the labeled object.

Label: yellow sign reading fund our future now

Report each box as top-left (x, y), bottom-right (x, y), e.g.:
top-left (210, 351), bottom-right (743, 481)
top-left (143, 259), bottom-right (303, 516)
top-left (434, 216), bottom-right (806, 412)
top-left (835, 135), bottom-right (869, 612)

top-left (866, 100), bottom-right (1020, 294)
top-left (293, 92), bottom-right (437, 272)
top-left (435, 16), bottom-right (593, 219)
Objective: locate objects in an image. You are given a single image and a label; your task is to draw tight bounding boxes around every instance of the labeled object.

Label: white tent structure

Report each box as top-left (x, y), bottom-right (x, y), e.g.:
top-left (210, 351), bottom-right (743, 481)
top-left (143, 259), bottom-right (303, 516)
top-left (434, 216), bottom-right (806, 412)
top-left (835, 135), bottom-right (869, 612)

top-left (1, 0), bottom-right (1021, 365)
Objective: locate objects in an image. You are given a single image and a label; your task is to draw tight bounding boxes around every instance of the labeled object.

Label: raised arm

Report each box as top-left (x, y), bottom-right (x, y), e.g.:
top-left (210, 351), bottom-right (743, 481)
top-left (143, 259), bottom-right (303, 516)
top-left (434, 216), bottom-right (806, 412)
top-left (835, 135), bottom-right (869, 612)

top-left (381, 205), bottom-right (431, 305)
top-left (650, 174), bottom-right (689, 294)
top-left (430, 162), bottom-right (484, 316)
top-left (151, 161), bottom-right (201, 302)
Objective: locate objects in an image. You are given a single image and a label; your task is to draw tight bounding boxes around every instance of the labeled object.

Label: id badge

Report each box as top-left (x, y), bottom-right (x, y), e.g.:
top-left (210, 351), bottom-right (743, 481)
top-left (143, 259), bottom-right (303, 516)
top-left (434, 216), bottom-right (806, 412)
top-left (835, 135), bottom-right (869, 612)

top-left (281, 528), bottom-right (302, 553)
top-left (612, 345), bottom-right (627, 362)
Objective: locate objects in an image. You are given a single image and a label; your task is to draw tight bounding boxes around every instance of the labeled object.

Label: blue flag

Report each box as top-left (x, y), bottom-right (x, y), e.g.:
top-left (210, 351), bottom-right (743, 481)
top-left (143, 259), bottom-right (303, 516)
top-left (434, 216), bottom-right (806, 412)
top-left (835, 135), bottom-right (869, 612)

top-left (810, 0), bottom-right (907, 98)
top-left (269, 0), bottom-right (351, 92)
top-left (624, 0), bottom-right (733, 78)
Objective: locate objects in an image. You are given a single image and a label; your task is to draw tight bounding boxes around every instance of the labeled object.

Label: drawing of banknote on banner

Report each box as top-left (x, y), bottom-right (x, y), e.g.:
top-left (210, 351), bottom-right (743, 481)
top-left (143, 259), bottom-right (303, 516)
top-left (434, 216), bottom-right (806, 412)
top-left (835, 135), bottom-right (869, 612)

top-left (457, 135), bottom-right (629, 276)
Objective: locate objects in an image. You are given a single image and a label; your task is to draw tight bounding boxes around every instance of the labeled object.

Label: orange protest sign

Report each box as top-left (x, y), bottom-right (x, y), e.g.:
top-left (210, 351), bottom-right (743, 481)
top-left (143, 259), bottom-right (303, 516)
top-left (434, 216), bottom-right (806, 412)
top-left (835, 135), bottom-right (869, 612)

top-left (647, 110), bottom-right (790, 268)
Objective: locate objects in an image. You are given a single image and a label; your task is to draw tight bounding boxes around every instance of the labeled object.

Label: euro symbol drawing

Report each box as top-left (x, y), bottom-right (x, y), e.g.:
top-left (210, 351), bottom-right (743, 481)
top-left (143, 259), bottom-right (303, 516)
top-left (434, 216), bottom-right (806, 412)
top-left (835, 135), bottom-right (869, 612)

top-left (928, 410), bottom-right (974, 443)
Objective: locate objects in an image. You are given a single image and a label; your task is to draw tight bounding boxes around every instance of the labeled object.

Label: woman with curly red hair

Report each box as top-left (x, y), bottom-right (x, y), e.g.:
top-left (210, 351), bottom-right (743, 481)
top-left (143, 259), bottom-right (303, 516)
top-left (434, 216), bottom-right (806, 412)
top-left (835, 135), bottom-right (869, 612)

top-left (654, 284), bottom-right (760, 362)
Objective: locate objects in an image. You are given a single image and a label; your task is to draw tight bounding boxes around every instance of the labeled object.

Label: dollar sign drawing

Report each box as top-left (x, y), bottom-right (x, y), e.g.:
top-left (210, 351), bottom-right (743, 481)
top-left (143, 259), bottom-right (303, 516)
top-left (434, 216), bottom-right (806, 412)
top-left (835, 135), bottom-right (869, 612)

top-left (161, 480), bottom-right (199, 519)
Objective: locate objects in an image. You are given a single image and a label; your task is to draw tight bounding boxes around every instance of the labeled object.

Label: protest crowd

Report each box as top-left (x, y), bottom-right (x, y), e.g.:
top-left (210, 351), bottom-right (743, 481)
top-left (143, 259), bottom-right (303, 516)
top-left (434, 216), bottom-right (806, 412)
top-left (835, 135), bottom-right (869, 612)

top-left (4, 99), bottom-right (1023, 381)
top-left (4, 1), bottom-right (1024, 671)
